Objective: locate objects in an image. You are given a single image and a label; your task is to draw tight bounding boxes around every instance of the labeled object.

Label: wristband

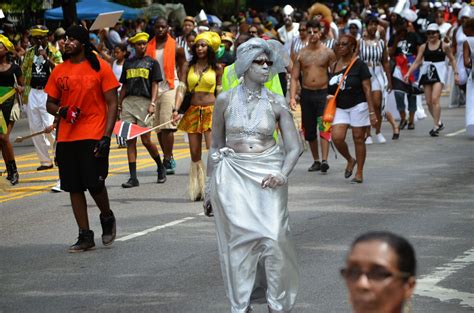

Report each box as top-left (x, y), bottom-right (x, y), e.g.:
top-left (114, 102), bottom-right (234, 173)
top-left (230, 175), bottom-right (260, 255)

top-left (150, 102), bottom-right (156, 107)
top-left (369, 112), bottom-right (375, 115)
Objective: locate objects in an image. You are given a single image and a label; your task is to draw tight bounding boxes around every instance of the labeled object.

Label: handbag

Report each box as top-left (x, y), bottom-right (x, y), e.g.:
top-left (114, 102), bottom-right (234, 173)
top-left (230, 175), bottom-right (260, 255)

top-left (323, 57), bottom-right (358, 123)
top-left (178, 92), bottom-right (193, 114)
top-left (178, 66), bottom-right (207, 115)
top-left (419, 64), bottom-right (440, 85)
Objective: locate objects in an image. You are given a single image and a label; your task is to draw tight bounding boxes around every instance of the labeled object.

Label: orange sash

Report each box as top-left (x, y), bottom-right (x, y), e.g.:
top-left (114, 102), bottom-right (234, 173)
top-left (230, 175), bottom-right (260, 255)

top-left (146, 34), bottom-right (176, 89)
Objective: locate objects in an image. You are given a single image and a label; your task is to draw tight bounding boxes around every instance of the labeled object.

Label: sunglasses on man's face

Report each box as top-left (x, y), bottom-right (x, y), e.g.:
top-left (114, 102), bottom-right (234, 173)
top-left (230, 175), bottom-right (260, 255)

top-left (252, 59), bottom-right (274, 66)
top-left (426, 31), bottom-right (438, 36)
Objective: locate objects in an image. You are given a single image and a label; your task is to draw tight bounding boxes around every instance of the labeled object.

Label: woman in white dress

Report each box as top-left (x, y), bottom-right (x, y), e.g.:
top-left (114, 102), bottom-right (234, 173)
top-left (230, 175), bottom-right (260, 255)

top-left (204, 38), bottom-right (301, 313)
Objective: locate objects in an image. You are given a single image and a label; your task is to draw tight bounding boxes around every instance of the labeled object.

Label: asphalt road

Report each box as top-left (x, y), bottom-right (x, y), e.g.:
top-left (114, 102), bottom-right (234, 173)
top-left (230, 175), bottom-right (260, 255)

top-left (1, 99), bottom-right (473, 313)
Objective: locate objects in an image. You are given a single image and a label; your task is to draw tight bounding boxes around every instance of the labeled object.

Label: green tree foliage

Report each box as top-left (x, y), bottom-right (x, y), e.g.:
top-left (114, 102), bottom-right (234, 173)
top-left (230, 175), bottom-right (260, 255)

top-left (0, 0), bottom-right (45, 12)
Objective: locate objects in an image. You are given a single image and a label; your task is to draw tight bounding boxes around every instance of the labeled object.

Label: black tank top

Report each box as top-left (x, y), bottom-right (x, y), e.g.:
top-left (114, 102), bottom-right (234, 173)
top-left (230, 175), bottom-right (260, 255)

top-left (423, 41), bottom-right (445, 62)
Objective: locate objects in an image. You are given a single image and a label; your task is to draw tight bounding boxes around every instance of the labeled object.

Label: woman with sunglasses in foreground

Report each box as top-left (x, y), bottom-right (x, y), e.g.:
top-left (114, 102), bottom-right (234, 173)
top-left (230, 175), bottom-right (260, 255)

top-left (341, 231), bottom-right (417, 313)
top-left (205, 38), bottom-right (301, 312)
top-left (329, 34), bottom-right (377, 184)
top-left (404, 23), bottom-right (459, 137)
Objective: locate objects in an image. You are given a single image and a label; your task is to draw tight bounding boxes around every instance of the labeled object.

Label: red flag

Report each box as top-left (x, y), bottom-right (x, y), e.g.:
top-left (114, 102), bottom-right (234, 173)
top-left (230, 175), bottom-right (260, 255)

top-left (113, 121), bottom-right (150, 140)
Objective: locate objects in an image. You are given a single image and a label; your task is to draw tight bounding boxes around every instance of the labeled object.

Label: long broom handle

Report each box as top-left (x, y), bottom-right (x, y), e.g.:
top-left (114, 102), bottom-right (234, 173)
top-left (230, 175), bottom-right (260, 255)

top-left (14, 130), bottom-right (47, 142)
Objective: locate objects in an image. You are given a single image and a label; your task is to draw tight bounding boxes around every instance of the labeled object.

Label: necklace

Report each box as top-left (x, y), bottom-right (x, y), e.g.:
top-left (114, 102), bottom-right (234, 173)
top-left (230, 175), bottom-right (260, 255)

top-left (195, 63), bottom-right (208, 75)
top-left (236, 84), bottom-right (269, 132)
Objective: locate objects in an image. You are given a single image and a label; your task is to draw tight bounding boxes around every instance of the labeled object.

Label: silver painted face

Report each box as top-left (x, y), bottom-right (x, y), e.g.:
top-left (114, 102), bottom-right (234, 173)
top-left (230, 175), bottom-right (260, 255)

top-left (246, 53), bottom-right (270, 84)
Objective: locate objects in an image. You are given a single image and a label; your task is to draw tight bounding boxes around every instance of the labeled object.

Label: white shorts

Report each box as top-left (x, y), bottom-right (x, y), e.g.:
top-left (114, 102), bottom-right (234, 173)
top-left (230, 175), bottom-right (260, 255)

top-left (369, 66), bottom-right (386, 91)
top-left (333, 102), bottom-right (370, 127)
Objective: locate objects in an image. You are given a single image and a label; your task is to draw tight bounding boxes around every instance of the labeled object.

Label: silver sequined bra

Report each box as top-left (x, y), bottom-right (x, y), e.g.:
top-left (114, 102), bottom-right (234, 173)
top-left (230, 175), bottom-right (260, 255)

top-left (224, 85), bottom-right (276, 140)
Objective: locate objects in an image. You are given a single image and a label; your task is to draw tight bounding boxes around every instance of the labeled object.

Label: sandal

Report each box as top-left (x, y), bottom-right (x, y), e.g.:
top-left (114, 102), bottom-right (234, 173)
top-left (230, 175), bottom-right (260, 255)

top-left (399, 120), bottom-right (408, 130)
top-left (344, 159), bottom-right (357, 179)
top-left (392, 127), bottom-right (400, 140)
top-left (351, 177), bottom-right (363, 184)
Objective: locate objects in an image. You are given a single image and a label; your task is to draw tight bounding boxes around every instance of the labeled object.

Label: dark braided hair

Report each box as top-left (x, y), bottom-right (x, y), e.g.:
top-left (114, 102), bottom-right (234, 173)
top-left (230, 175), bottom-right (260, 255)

top-left (84, 43), bottom-right (100, 72)
top-left (64, 25), bottom-right (100, 72)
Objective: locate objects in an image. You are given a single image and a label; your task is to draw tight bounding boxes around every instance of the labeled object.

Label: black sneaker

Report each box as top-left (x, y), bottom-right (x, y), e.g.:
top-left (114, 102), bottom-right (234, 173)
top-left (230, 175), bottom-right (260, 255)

top-left (9, 171), bottom-right (19, 185)
top-left (308, 161), bottom-right (321, 172)
top-left (157, 166), bottom-right (167, 184)
top-left (68, 230), bottom-right (95, 253)
top-left (320, 160), bottom-right (330, 173)
top-left (100, 211), bottom-right (116, 246)
top-left (121, 178), bottom-right (139, 188)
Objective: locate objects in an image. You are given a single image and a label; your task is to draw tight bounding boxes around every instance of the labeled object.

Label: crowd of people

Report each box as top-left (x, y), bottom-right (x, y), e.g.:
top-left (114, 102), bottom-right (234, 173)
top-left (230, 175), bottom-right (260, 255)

top-left (0, 0), bottom-right (473, 311)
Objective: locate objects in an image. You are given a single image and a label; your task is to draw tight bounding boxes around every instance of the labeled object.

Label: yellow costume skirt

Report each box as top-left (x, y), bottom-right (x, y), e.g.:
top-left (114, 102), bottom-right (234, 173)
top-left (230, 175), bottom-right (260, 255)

top-left (177, 104), bottom-right (213, 134)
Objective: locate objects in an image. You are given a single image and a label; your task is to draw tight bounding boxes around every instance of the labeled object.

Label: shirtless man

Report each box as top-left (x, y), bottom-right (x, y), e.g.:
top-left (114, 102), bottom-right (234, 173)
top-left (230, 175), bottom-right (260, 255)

top-left (290, 19), bottom-right (336, 172)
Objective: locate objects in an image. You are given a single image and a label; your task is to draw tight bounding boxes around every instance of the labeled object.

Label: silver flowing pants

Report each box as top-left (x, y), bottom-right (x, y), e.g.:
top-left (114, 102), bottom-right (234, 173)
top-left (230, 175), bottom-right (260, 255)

top-left (210, 145), bottom-right (299, 313)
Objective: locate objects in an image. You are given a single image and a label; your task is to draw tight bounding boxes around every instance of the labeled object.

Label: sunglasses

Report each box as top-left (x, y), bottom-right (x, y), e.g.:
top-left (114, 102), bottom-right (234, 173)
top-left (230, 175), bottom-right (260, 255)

top-left (426, 31), bottom-right (438, 35)
top-left (335, 42), bottom-right (350, 47)
top-left (307, 30), bottom-right (319, 35)
top-left (299, 28), bottom-right (307, 32)
top-left (252, 59), bottom-right (274, 66)
top-left (340, 267), bottom-right (411, 283)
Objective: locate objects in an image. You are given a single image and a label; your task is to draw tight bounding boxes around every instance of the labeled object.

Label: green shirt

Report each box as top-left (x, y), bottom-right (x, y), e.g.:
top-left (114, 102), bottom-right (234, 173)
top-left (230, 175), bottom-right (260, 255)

top-left (222, 63), bottom-right (283, 95)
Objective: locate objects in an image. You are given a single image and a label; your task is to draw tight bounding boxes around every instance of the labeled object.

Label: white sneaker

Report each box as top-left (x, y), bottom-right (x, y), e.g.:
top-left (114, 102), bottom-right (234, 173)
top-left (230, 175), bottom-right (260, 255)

top-left (365, 136), bottom-right (373, 145)
top-left (51, 180), bottom-right (62, 192)
top-left (375, 133), bottom-right (386, 144)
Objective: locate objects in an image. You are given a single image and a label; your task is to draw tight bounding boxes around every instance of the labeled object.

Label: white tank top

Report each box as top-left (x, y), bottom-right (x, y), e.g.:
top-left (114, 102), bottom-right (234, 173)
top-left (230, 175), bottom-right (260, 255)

top-left (156, 48), bottom-right (179, 93)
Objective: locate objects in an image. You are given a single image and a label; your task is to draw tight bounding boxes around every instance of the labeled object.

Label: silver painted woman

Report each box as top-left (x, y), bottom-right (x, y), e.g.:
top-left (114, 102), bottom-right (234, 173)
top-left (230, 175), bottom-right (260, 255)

top-left (204, 38), bottom-right (302, 313)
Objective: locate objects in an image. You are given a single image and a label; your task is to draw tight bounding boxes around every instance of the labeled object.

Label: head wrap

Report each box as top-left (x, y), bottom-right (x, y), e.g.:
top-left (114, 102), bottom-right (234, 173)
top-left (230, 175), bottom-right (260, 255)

top-left (0, 34), bottom-right (15, 53)
top-left (282, 5), bottom-right (294, 16)
top-left (30, 25), bottom-right (49, 38)
top-left (194, 31), bottom-right (221, 52)
top-left (129, 32), bottom-right (150, 44)
top-left (233, 37), bottom-right (289, 79)
top-left (66, 25), bottom-right (89, 45)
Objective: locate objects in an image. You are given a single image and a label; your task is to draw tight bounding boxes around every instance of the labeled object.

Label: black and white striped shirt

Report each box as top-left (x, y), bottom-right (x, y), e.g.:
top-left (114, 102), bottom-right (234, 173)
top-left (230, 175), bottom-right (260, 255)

top-left (324, 38), bottom-right (335, 50)
top-left (291, 36), bottom-right (308, 56)
top-left (359, 39), bottom-right (385, 65)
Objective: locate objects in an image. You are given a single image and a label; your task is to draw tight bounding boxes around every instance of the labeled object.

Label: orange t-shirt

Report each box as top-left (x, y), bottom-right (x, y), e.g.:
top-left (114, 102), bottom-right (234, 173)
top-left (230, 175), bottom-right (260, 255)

top-left (45, 58), bottom-right (120, 142)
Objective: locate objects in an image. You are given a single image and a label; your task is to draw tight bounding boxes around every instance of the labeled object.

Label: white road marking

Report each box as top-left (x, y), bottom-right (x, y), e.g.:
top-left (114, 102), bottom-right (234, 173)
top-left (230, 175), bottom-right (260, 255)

top-left (415, 247), bottom-right (474, 308)
top-left (445, 129), bottom-right (466, 137)
top-left (116, 216), bottom-right (196, 241)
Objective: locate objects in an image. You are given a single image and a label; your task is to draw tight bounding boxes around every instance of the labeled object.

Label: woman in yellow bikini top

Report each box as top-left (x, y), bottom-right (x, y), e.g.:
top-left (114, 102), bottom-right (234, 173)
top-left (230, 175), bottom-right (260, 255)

top-left (174, 31), bottom-right (223, 201)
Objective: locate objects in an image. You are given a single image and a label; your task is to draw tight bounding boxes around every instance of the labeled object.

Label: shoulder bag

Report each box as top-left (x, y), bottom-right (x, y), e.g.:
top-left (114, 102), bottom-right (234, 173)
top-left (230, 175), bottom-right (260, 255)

top-left (323, 58), bottom-right (358, 123)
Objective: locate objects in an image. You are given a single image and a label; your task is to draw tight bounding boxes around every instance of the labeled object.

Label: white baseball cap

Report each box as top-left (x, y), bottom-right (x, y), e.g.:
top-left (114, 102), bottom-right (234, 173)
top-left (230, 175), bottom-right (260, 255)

top-left (426, 23), bottom-right (440, 32)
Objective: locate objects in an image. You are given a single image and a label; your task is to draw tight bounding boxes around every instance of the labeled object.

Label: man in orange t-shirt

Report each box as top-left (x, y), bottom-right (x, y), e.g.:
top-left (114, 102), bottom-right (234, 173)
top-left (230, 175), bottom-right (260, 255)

top-left (45, 25), bottom-right (120, 253)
